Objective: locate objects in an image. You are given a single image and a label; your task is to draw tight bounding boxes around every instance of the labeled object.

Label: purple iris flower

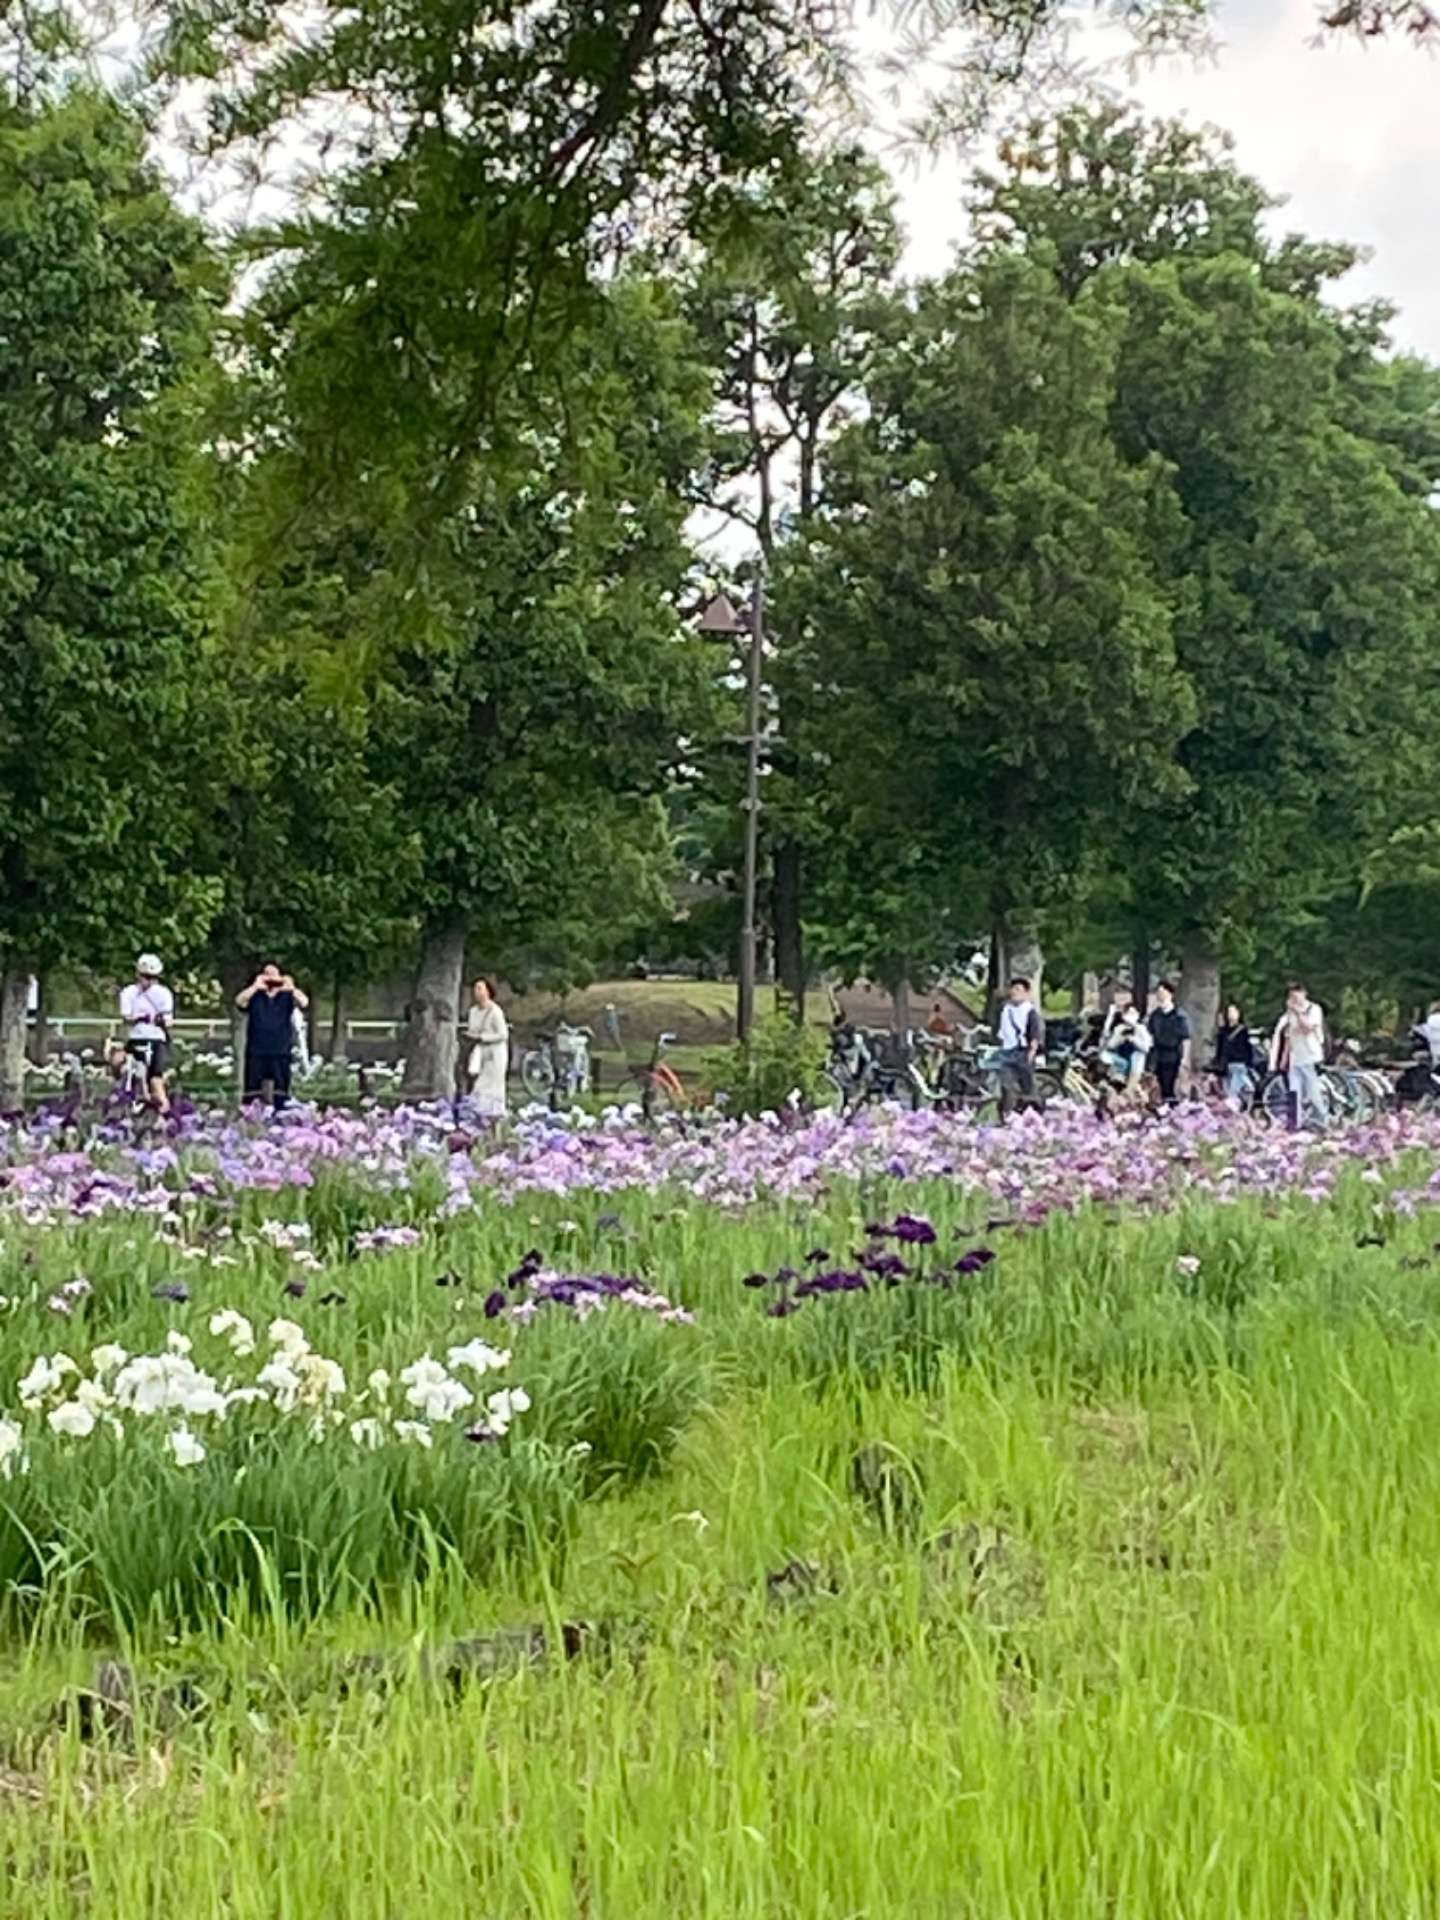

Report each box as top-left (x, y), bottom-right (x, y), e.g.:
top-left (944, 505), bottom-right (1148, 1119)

top-left (892, 1214), bottom-right (937, 1246)
top-left (483, 1289), bottom-right (508, 1319)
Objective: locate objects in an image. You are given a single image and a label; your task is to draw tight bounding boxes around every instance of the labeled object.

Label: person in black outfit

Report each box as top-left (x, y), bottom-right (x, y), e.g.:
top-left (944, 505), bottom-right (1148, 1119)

top-left (1212, 1002), bottom-right (1257, 1103)
top-left (236, 963), bottom-right (309, 1106)
top-left (1146, 981), bottom-right (1191, 1105)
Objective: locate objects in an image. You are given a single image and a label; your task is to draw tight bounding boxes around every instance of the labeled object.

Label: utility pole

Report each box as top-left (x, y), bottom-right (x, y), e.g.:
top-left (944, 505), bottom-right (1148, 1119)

top-left (699, 576), bottom-right (766, 1043)
top-left (738, 570), bottom-right (764, 1043)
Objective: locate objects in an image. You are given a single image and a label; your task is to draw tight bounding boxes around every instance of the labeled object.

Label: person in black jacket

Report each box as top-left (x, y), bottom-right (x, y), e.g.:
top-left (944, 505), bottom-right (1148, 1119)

top-left (1212, 1002), bottom-right (1257, 1104)
top-left (1146, 981), bottom-right (1191, 1104)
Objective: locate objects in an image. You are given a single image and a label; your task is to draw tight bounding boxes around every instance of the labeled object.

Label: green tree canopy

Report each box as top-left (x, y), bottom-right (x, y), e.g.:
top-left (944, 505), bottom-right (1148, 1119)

top-left (0, 85), bottom-right (221, 1104)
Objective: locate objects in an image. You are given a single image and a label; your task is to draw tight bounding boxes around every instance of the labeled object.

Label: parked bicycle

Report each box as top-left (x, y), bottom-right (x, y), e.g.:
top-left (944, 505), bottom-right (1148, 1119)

top-left (519, 1022), bottom-right (594, 1108)
top-left (614, 1031), bottom-right (687, 1121)
top-left (821, 1021), bottom-right (932, 1114)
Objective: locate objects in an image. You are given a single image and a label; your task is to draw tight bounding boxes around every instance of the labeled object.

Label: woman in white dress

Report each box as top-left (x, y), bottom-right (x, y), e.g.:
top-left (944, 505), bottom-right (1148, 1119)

top-left (466, 977), bottom-right (509, 1117)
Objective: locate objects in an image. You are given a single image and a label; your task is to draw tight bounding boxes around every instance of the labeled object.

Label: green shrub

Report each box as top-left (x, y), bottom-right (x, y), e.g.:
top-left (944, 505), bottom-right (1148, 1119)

top-left (703, 1013), bottom-right (830, 1117)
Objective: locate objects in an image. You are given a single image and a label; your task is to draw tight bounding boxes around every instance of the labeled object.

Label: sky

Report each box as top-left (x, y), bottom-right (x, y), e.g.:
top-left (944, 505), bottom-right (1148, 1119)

top-left (879, 0), bottom-right (1440, 359)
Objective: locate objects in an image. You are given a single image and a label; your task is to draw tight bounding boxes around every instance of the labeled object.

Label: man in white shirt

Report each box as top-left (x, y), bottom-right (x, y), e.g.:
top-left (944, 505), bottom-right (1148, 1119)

top-left (1269, 980), bottom-right (1326, 1130)
top-left (997, 976), bottom-right (1043, 1117)
top-left (118, 952), bottom-right (175, 1114)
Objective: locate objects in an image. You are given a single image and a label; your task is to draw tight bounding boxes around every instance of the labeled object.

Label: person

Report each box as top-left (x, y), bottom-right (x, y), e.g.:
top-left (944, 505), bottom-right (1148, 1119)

top-left (997, 976), bottom-right (1043, 1116)
top-left (1420, 999), bottom-right (1440, 1068)
top-left (926, 1002), bottom-right (955, 1039)
top-left (1269, 981), bottom-right (1327, 1130)
top-left (1146, 981), bottom-right (1191, 1105)
top-left (466, 977), bottom-right (509, 1117)
top-left (118, 953), bottom-right (175, 1114)
top-left (236, 963), bottom-right (309, 1107)
top-left (1212, 1003), bottom-right (1258, 1104)
top-left (1099, 989), bottom-right (1149, 1096)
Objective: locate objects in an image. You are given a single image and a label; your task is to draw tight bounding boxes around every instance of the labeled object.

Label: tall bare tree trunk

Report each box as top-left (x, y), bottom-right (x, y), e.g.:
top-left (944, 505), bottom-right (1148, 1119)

top-left (890, 976), bottom-right (911, 1035)
top-left (1131, 931), bottom-right (1152, 1014)
top-left (1004, 926), bottom-right (1045, 1007)
top-left (0, 970), bottom-right (30, 1113)
top-left (402, 922), bottom-right (467, 1100)
top-left (1180, 945), bottom-right (1222, 1077)
top-left (220, 957), bottom-right (250, 1105)
top-left (772, 839), bottom-right (805, 1026)
top-left (329, 981), bottom-right (349, 1063)
top-left (25, 974), bottom-right (50, 1067)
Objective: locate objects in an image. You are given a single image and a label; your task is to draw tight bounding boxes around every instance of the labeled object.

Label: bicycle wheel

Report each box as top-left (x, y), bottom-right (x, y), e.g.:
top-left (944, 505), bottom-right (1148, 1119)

top-left (519, 1050), bottom-right (556, 1103)
top-left (814, 1070), bottom-right (848, 1114)
top-left (1259, 1072), bottom-right (1291, 1125)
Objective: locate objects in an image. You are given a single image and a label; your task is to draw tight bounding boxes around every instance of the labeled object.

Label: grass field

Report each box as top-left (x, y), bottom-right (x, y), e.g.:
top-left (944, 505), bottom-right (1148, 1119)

top-left (2, 1106), bottom-right (1440, 1915)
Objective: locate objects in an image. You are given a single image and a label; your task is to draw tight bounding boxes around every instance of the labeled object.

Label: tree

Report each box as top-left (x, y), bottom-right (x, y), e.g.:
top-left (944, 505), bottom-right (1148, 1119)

top-left (0, 85), bottom-right (221, 1107)
top-left (235, 267), bottom-right (714, 1097)
top-left (782, 244), bottom-right (1191, 1004)
top-left (684, 145), bottom-right (903, 1022)
top-left (969, 108), bottom-right (1440, 1040)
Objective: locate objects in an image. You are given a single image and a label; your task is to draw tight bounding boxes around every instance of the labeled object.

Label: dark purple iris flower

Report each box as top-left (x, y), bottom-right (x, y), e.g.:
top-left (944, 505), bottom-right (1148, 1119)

top-left (743, 1271), bottom-right (772, 1289)
top-left (954, 1248), bottom-right (997, 1275)
top-left (319, 1289), bottom-right (347, 1306)
top-left (775, 1267), bottom-right (799, 1285)
top-left (463, 1423), bottom-right (500, 1444)
top-left (283, 1279), bottom-right (308, 1299)
top-left (767, 1297), bottom-right (802, 1318)
top-left (892, 1214), bottom-right (937, 1246)
top-left (805, 1248), bottom-right (831, 1266)
top-left (483, 1288), bottom-right (508, 1319)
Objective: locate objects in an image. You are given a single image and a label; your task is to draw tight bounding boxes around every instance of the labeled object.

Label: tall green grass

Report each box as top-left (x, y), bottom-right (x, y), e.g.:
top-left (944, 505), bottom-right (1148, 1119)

top-left (1, 1179), bottom-right (1440, 1911)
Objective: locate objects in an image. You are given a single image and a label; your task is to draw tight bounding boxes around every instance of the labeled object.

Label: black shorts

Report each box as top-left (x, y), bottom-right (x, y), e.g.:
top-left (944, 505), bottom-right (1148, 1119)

top-left (245, 1050), bottom-right (293, 1096)
top-left (126, 1038), bottom-right (169, 1080)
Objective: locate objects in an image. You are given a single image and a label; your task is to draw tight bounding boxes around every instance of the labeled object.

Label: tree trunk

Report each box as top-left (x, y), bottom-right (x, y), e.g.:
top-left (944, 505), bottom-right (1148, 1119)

top-left (401, 922), bottom-right (467, 1100)
top-left (1180, 945), bottom-right (1222, 1074)
top-left (329, 980), bottom-right (349, 1063)
top-left (25, 974), bottom-right (50, 1067)
top-left (890, 972), bottom-right (911, 1036)
top-left (220, 957), bottom-right (251, 1104)
top-left (987, 927), bottom-right (1004, 1030)
top-left (1131, 931), bottom-right (1151, 1015)
top-left (1003, 926), bottom-right (1045, 1007)
top-left (772, 839), bottom-right (805, 1026)
top-left (0, 971), bottom-right (30, 1113)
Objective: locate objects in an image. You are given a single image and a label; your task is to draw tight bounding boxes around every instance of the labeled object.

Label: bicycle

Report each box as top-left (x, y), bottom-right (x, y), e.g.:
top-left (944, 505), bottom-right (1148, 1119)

top-left (519, 1022), bottom-right (594, 1108)
top-left (614, 1032), bottom-right (687, 1121)
top-left (108, 1034), bottom-right (166, 1114)
top-left (822, 1023), bottom-right (932, 1114)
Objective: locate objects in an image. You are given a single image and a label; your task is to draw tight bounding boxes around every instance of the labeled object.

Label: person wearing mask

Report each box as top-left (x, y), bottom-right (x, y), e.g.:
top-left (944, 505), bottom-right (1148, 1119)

top-left (1146, 981), bottom-right (1191, 1106)
top-left (1212, 1003), bottom-right (1258, 1104)
top-left (118, 953), bottom-right (175, 1115)
top-left (997, 976), bottom-right (1043, 1116)
top-left (1269, 981), bottom-right (1327, 1130)
top-left (466, 977), bottom-right (510, 1117)
top-left (1099, 988), bottom-right (1149, 1098)
top-left (236, 963), bottom-right (309, 1108)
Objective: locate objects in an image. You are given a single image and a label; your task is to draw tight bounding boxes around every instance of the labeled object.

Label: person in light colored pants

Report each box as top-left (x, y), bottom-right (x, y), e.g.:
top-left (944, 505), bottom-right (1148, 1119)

top-left (1270, 983), bottom-right (1327, 1131)
top-left (1287, 1059), bottom-right (1328, 1129)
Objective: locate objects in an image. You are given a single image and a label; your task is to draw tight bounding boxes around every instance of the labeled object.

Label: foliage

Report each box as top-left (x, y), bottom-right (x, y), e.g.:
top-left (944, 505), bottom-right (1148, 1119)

top-left (703, 1012), bottom-right (830, 1116)
top-left (781, 237), bottom-right (1191, 980)
top-left (0, 88), bottom-right (223, 1010)
top-left (969, 110), bottom-right (1440, 972)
